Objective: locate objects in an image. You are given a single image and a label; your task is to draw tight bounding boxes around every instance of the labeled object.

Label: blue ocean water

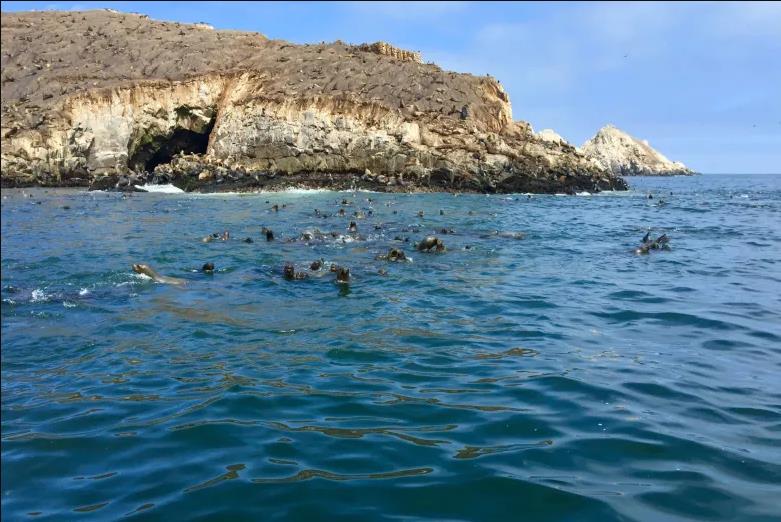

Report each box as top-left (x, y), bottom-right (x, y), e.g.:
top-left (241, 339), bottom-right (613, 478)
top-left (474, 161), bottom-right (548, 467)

top-left (2, 175), bottom-right (780, 521)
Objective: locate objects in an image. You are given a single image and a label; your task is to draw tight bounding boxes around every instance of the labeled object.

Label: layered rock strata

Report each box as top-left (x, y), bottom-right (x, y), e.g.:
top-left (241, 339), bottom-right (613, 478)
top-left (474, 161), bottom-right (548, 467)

top-left (1, 9), bottom-right (627, 193)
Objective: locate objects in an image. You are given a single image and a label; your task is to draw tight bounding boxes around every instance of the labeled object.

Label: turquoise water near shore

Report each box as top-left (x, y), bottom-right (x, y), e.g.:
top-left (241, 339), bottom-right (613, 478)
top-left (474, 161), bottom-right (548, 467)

top-left (2, 175), bottom-right (780, 521)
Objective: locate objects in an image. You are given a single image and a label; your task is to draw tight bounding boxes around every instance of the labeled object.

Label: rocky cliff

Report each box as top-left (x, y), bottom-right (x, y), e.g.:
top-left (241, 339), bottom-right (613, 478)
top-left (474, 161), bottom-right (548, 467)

top-left (579, 124), bottom-right (695, 176)
top-left (1, 9), bottom-right (627, 193)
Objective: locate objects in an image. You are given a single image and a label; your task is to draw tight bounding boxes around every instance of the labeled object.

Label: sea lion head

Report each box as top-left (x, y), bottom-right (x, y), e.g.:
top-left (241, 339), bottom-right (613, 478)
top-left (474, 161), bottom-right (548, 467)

top-left (266, 230), bottom-right (274, 241)
top-left (388, 248), bottom-right (406, 261)
top-left (310, 259), bottom-right (323, 271)
top-left (132, 263), bottom-right (155, 278)
top-left (283, 262), bottom-right (295, 280)
top-left (336, 267), bottom-right (350, 283)
top-left (202, 262), bottom-right (215, 273)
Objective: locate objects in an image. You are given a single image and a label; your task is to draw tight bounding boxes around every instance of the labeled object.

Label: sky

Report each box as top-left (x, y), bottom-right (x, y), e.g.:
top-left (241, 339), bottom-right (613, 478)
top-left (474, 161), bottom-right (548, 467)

top-left (2, 1), bottom-right (780, 173)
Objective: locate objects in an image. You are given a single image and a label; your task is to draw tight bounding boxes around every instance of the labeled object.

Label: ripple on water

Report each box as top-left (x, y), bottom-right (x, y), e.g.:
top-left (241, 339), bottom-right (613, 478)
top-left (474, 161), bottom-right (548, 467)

top-left (3, 177), bottom-right (781, 520)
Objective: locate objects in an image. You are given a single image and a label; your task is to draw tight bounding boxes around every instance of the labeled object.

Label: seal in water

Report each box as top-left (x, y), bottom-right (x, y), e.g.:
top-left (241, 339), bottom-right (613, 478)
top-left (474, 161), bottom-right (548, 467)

top-left (378, 248), bottom-right (407, 262)
top-left (262, 228), bottom-right (274, 241)
top-left (636, 233), bottom-right (670, 254)
top-left (283, 262), bottom-right (308, 280)
top-left (202, 262), bottom-right (215, 273)
top-left (310, 259), bottom-right (323, 271)
top-left (348, 221), bottom-right (358, 233)
top-left (335, 267), bottom-right (350, 284)
top-left (417, 236), bottom-right (445, 252)
top-left (132, 264), bottom-right (186, 286)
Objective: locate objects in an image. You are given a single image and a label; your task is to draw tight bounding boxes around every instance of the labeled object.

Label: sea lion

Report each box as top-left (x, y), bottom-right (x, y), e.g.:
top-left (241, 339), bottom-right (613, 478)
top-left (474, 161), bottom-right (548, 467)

top-left (221, 231), bottom-right (230, 241)
top-left (388, 248), bottom-right (407, 261)
top-left (283, 262), bottom-right (308, 280)
top-left (202, 262), bottom-right (215, 273)
top-left (272, 204), bottom-right (279, 212)
top-left (417, 236), bottom-right (445, 252)
top-left (440, 209), bottom-right (444, 215)
top-left (348, 221), bottom-right (358, 232)
top-left (132, 264), bottom-right (186, 286)
top-left (335, 267), bottom-right (350, 284)
top-left (265, 229), bottom-right (274, 241)
top-left (310, 259), bottom-right (323, 271)
top-left (243, 237), bottom-right (253, 243)
top-left (418, 211), bottom-right (424, 217)
top-left (636, 233), bottom-right (670, 254)
top-left (338, 208), bottom-right (346, 217)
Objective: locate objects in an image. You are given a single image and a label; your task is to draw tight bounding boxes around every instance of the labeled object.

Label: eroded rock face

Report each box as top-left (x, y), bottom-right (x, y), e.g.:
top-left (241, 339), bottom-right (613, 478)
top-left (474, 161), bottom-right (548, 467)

top-left (0, 9), bottom-right (627, 193)
top-left (579, 124), bottom-right (695, 176)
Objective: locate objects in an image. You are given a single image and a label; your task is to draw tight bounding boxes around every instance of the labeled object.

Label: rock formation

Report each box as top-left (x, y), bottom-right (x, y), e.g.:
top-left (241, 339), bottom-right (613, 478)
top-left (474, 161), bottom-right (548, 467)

top-left (579, 124), bottom-right (695, 176)
top-left (535, 129), bottom-right (569, 146)
top-left (0, 9), bottom-right (627, 193)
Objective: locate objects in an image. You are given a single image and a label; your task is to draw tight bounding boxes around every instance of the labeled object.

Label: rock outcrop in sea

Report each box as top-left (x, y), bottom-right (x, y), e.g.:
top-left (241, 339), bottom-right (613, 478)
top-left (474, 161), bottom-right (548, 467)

top-left (0, 9), bottom-right (628, 193)
top-left (579, 124), bottom-right (695, 176)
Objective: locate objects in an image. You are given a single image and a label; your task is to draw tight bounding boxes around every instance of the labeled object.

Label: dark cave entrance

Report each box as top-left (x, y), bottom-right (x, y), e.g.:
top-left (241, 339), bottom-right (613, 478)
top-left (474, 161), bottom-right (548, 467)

top-left (128, 118), bottom-right (216, 173)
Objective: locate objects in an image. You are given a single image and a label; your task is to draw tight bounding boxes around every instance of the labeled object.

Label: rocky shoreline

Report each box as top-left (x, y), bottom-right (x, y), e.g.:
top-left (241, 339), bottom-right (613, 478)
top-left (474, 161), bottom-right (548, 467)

top-left (8, 151), bottom-right (622, 194)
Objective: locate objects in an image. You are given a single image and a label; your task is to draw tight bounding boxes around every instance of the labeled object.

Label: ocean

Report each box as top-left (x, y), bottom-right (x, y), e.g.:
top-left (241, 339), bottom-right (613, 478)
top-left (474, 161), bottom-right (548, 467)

top-left (2, 174), bottom-right (780, 521)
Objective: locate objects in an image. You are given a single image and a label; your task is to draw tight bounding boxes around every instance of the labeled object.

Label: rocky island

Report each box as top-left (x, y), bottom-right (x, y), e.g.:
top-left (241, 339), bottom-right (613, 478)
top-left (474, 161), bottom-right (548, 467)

top-left (579, 124), bottom-right (696, 176)
top-left (1, 9), bottom-right (628, 193)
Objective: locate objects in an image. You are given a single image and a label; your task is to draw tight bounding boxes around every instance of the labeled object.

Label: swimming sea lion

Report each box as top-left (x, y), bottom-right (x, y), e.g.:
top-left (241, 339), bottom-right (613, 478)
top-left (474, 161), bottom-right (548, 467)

top-left (283, 262), bottom-right (308, 280)
top-left (243, 237), bottom-right (253, 243)
top-left (417, 236), bottom-right (445, 252)
top-left (335, 267), bottom-right (350, 284)
top-left (132, 263), bottom-right (186, 286)
top-left (202, 262), bottom-right (215, 273)
top-left (272, 204), bottom-right (279, 212)
top-left (265, 229), bottom-right (274, 241)
top-left (310, 259), bottom-right (323, 271)
top-left (349, 221), bottom-right (358, 232)
top-left (221, 231), bottom-right (230, 241)
top-left (388, 248), bottom-right (407, 261)
top-left (636, 233), bottom-right (670, 254)
top-left (338, 208), bottom-right (346, 217)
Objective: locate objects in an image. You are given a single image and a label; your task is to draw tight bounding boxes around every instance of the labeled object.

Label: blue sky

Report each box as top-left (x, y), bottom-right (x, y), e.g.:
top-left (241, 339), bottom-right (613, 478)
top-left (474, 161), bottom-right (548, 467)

top-left (2, 1), bottom-right (780, 173)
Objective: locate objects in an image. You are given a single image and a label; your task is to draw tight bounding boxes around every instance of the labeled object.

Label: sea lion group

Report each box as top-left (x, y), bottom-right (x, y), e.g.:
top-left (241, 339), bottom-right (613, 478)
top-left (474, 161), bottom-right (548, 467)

top-left (131, 193), bottom-right (670, 287)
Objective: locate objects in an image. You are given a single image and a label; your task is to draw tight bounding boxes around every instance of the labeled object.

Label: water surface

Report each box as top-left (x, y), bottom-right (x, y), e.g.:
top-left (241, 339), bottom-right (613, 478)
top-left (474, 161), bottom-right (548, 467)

top-left (2, 175), bottom-right (780, 520)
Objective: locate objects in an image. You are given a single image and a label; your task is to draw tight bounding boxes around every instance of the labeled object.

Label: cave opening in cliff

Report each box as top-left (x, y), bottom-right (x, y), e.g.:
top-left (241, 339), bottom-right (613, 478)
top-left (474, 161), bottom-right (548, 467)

top-left (128, 119), bottom-right (216, 173)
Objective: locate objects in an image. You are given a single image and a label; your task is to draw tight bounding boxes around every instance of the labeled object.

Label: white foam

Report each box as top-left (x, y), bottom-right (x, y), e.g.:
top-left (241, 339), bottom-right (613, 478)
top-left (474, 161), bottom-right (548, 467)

top-left (576, 191), bottom-right (592, 196)
top-left (134, 184), bottom-right (185, 194)
top-left (31, 289), bottom-right (49, 302)
top-left (78, 287), bottom-right (90, 296)
top-left (63, 301), bottom-right (77, 308)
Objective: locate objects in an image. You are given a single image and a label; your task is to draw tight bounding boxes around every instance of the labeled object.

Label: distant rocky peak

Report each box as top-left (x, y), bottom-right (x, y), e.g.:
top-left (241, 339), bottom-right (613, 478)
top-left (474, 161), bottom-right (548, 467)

top-left (579, 125), bottom-right (695, 176)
